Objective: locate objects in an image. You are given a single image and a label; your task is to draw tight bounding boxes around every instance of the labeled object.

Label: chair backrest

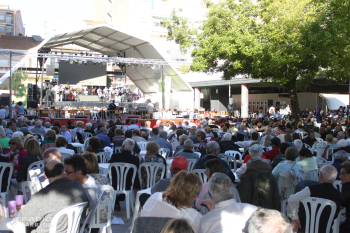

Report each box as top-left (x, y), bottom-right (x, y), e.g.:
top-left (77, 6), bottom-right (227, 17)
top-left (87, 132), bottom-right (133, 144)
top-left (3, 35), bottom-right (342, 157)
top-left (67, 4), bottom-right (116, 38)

top-left (137, 141), bottom-right (148, 151)
top-left (171, 142), bottom-right (180, 151)
top-left (16, 127), bottom-right (21, 132)
top-left (333, 180), bottom-right (342, 192)
top-left (158, 148), bottom-right (171, 159)
top-left (83, 132), bottom-right (92, 140)
top-left (27, 160), bottom-right (44, 181)
top-left (221, 155), bottom-right (237, 171)
top-left (49, 202), bottom-right (88, 233)
top-left (133, 217), bottom-right (173, 233)
top-left (115, 125), bottom-right (123, 129)
top-left (305, 169), bottom-right (319, 182)
top-left (61, 153), bottom-right (72, 165)
top-left (300, 197), bottom-right (336, 233)
top-left (21, 181), bottom-right (37, 203)
top-left (83, 138), bottom-right (90, 150)
top-left (41, 143), bottom-right (56, 156)
top-left (192, 169), bottom-right (208, 184)
top-left (315, 138), bottom-right (324, 142)
top-left (0, 162), bottom-right (13, 193)
top-left (114, 146), bottom-right (122, 153)
top-left (311, 143), bottom-right (326, 157)
top-left (304, 144), bottom-right (311, 149)
top-left (225, 150), bottom-right (243, 161)
top-left (70, 129), bottom-right (76, 142)
top-left (187, 159), bottom-right (198, 172)
top-left (96, 152), bottom-right (110, 163)
top-left (138, 163), bottom-right (165, 189)
top-left (28, 168), bottom-right (43, 192)
top-left (109, 163), bottom-right (137, 191)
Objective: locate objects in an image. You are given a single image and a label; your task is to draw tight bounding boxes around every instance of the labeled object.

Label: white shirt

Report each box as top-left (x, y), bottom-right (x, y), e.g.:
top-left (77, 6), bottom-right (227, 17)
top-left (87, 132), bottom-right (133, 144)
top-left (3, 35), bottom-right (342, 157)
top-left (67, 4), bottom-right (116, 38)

top-left (142, 192), bottom-right (202, 232)
top-left (236, 140), bottom-right (255, 151)
top-left (58, 147), bottom-right (74, 156)
top-left (199, 199), bottom-right (257, 233)
top-left (146, 103), bottom-right (154, 113)
top-left (346, 138), bottom-right (350, 146)
top-left (0, 109), bottom-right (6, 119)
top-left (286, 187), bottom-right (311, 220)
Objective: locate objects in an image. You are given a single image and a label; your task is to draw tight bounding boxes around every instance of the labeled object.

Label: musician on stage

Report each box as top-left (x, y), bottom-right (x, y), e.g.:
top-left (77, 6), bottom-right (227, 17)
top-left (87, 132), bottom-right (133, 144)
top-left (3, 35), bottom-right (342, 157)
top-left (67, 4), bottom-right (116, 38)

top-left (59, 84), bottom-right (65, 101)
top-left (146, 100), bottom-right (154, 118)
top-left (97, 87), bottom-right (102, 97)
top-left (52, 84), bottom-right (60, 102)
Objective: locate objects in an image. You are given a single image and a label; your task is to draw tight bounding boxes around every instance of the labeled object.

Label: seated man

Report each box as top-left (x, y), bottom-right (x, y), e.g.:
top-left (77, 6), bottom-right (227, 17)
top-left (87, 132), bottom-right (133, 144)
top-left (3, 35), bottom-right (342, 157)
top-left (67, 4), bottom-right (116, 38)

top-left (219, 132), bottom-right (239, 153)
top-left (96, 127), bottom-right (111, 147)
top-left (175, 139), bottom-right (200, 160)
top-left (56, 136), bottom-right (75, 156)
top-left (153, 131), bottom-right (173, 157)
top-left (148, 128), bottom-right (159, 141)
top-left (331, 150), bottom-right (349, 180)
top-left (193, 141), bottom-right (235, 183)
top-left (109, 138), bottom-right (140, 210)
top-left (243, 208), bottom-right (293, 233)
top-left (59, 124), bottom-right (72, 143)
top-left (236, 145), bottom-right (272, 179)
top-left (287, 165), bottom-right (344, 233)
top-left (302, 131), bottom-right (317, 148)
top-left (114, 130), bottom-right (140, 154)
top-left (37, 148), bottom-right (62, 188)
top-left (18, 160), bottom-right (89, 232)
top-left (64, 155), bottom-right (100, 204)
top-left (199, 173), bottom-right (257, 233)
top-left (237, 132), bottom-right (260, 152)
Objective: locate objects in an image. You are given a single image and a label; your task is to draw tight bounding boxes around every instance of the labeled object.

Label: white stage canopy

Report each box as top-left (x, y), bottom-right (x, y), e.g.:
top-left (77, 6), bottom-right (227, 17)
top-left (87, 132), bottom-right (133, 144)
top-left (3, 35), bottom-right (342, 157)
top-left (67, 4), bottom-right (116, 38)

top-left (322, 94), bottom-right (349, 110)
top-left (41, 25), bottom-right (192, 94)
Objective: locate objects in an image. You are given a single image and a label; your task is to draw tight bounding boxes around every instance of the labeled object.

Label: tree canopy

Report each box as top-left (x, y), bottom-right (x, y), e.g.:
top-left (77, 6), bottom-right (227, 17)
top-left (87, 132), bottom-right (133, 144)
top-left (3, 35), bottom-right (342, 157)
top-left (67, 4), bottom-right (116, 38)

top-left (163, 0), bottom-right (350, 123)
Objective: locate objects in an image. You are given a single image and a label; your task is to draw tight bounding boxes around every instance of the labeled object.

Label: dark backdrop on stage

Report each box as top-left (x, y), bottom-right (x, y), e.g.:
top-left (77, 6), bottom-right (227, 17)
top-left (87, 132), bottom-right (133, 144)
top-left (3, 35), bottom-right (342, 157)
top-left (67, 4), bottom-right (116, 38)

top-left (59, 62), bottom-right (107, 86)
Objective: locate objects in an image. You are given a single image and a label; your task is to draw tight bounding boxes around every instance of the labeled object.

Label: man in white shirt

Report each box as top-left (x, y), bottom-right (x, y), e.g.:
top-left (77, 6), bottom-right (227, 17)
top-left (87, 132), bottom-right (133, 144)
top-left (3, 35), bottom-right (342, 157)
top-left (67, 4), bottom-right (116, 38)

top-left (146, 101), bottom-right (154, 117)
top-left (199, 173), bottom-right (257, 233)
top-left (236, 132), bottom-right (259, 151)
top-left (60, 124), bottom-right (72, 144)
top-left (56, 136), bottom-right (74, 155)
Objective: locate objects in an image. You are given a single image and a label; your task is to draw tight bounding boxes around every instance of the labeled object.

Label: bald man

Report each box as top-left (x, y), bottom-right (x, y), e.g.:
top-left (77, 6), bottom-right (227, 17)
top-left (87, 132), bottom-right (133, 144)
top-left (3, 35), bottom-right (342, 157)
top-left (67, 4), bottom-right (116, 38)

top-left (287, 165), bottom-right (344, 233)
top-left (18, 160), bottom-right (89, 233)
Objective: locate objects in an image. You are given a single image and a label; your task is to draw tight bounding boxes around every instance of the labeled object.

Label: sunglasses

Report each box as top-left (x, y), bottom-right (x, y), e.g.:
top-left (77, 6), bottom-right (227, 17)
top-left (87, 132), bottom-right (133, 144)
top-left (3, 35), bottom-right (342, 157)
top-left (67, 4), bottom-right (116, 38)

top-left (9, 142), bottom-right (16, 145)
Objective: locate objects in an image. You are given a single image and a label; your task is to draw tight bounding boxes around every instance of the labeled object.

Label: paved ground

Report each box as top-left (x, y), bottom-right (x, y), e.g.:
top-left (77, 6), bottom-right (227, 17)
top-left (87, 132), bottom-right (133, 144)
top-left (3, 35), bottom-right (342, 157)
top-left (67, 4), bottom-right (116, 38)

top-left (110, 201), bottom-right (133, 233)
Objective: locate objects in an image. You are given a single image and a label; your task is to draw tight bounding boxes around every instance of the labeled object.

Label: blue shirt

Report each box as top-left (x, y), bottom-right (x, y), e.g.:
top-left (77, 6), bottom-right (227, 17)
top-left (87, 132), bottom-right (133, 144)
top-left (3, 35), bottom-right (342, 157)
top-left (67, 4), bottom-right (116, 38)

top-left (17, 105), bottom-right (25, 114)
top-left (60, 130), bottom-right (72, 144)
top-left (153, 138), bottom-right (173, 157)
top-left (97, 133), bottom-right (111, 147)
top-left (127, 124), bottom-right (139, 130)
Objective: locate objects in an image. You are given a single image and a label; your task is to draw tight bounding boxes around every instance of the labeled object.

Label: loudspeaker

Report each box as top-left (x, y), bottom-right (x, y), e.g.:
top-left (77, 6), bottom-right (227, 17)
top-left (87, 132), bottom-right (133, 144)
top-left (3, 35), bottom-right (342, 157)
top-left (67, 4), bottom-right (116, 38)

top-left (268, 99), bottom-right (273, 107)
top-left (0, 97), bottom-right (9, 106)
top-left (27, 100), bottom-right (38, 108)
top-left (32, 84), bottom-right (38, 100)
top-left (28, 83), bottom-right (33, 101)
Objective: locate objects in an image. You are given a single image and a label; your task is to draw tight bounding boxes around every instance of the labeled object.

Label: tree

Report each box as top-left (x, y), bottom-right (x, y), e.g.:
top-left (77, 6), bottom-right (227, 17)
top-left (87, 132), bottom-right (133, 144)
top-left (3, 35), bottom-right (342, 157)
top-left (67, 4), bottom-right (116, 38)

top-left (163, 0), bottom-right (350, 123)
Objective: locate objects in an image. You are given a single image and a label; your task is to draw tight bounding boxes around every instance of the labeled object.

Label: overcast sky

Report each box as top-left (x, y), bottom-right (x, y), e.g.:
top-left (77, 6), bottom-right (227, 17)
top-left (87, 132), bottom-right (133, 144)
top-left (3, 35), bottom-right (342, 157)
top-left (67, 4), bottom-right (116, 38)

top-left (3, 0), bottom-right (94, 38)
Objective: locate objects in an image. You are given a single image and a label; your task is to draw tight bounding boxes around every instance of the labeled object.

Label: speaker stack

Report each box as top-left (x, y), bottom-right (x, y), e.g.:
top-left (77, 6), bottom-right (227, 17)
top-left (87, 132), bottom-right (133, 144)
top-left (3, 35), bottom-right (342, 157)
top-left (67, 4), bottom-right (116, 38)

top-left (28, 83), bottom-right (33, 101)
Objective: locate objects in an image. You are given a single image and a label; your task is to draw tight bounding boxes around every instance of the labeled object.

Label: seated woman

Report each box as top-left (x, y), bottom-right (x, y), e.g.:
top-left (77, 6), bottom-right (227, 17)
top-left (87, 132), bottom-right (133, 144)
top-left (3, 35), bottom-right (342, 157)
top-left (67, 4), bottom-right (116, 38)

top-left (17, 138), bottom-right (42, 182)
top-left (141, 171), bottom-right (202, 232)
top-left (195, 159), bottom-right (223, 213)
top-left (0, 127), bottom-right (10, 148)
top-left (271, 142), bottom-right (291, 169)
top-left (194, 131), bottom-right (207, 156)
top-left (321, 134), bottom-right (335, 161)
top-left (284, 134), bottom-right (294, 147)
top-left (297, 147), bottom-right (317, 179)
top-left (4, 136), bottom-right (27, 178)
top-left (272, 147), bottom-right (302, 183)
top-left (205, 126), bottom-right (214, 137)
top-left (41, 130), bottom-right (56, 146)
top-left (85, 136), bottom-right (104, 156)
top-left (140, 141), bottom-right (166, 190)
top-left (82, 152), bottom-right (109, 185)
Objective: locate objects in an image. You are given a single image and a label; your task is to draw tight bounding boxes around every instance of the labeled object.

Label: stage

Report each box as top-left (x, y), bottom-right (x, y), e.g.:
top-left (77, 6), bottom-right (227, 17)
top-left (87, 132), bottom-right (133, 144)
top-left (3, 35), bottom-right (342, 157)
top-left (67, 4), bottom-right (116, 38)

top-left (51, 101), bottom-right (148, 108)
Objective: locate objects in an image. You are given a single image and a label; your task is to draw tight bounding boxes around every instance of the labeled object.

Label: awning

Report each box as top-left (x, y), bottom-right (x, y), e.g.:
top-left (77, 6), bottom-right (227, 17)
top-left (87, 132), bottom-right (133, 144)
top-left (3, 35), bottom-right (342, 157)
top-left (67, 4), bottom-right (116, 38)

top-left (41, 25), bottom-right (192, 94)
top-left (322, 94), bottom-right (349, 110)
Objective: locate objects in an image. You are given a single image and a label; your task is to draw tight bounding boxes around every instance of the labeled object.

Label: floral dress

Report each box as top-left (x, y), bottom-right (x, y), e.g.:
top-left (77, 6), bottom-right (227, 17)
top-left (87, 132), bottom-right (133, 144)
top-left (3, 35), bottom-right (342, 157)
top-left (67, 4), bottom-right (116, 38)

top-left (90, 173), bottom-right (110, 223)
top-left (195, 141), bottom-right (207, 153)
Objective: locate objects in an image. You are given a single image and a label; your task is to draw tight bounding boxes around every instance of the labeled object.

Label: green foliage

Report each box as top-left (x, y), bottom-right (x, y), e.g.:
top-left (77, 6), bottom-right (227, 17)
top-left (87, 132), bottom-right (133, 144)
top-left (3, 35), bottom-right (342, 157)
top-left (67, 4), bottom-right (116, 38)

top-left (180, 65), bottom-right (191, 74)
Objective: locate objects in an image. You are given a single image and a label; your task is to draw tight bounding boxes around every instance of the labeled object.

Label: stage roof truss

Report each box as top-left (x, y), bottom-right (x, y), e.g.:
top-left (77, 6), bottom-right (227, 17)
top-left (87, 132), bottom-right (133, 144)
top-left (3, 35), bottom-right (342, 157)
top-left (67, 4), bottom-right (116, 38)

top-left (32, 25), bottom-right (192, 93)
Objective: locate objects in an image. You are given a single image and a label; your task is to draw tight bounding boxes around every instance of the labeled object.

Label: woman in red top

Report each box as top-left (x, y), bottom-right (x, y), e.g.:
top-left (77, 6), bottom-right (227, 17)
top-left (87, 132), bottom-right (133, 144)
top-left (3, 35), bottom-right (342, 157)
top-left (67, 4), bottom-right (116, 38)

top-left (4, 136), bottom-right (27, 178)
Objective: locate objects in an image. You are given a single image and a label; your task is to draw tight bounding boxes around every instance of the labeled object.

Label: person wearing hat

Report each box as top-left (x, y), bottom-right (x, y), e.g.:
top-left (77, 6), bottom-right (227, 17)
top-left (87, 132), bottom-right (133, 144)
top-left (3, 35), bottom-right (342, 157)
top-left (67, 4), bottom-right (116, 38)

top-left (139, 156), bottom-right (188, 207)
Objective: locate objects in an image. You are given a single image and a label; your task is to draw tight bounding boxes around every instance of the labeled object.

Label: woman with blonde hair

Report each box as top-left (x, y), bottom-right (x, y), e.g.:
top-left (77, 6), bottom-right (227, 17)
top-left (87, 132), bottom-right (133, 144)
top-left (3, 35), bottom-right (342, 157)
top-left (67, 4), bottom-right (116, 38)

top-left (17, 138), bottom-right (42, 182)
top-left (0, 127), bottom-right (10, 148)
top-left (4, 136), bottom-right (27, 178)
top-left (142, 171), bottom-right (202, 232)
top-left (161, 219), bottom-right (195, 233)
top-left (321, 134), bottom-right (334, 160)
top-left (262, 135), bottom-right (272, 151)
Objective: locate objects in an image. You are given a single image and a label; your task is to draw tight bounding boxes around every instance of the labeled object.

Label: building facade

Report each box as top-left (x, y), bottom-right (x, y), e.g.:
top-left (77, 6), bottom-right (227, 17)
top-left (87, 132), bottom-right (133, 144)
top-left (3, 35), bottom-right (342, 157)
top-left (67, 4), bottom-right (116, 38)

top-left (0, 5), bottom-right (24, 36)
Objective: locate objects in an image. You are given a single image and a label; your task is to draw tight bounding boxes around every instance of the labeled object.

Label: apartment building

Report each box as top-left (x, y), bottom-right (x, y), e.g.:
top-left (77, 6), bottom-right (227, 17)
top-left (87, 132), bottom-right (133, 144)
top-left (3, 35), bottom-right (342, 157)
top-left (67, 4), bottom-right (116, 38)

top-left (0, 5), bottom-right (24, 36)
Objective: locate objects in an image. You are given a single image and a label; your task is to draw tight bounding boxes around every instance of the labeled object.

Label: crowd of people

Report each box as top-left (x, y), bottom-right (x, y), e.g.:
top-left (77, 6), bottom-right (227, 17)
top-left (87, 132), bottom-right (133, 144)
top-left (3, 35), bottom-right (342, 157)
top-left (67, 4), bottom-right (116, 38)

top-left (0, 113), bottom-right (349, 233)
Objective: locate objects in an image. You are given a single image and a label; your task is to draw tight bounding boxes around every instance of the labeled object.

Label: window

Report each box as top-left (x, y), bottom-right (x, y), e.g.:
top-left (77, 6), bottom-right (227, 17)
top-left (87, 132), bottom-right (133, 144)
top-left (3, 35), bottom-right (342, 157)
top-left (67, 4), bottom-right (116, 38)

top-left (6, 16), bottom-right (12, 24)
top-left (0, 26), bottom-right (4, 32)
top-left (6, 27), bottom-right (12, 35)
top-left (0, 15), bottom-right (4, 20)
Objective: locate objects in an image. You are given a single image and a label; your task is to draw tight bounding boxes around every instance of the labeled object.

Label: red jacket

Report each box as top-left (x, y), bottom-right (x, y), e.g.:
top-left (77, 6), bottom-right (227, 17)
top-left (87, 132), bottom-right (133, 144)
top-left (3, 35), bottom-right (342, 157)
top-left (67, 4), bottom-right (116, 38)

top-left (243, 154), bottom-right (268, 163)
top-left (262, 146), bottom-right (280, 161)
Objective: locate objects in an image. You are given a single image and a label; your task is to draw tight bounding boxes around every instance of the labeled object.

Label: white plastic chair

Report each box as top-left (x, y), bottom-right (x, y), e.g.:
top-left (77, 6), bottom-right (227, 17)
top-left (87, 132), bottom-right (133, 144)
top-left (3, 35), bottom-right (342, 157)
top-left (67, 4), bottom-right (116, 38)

top-left (187, 159), bottom-right (198, 172)
top-left (333, 180), bottom-right (342, 192)
top-left (61, 153), bottom-right (72, 165)
top-left (300, 197), bottom-right (336, 233)
top-left (70, 129), bottom-right (76, 142)
top-left (158, 148), bottom-right (171, 159)
top-left (315, 138), bottom-right (324, 142)
top-left (29, 168), bottom-right (43, 193)
top-left (194, 152), bottom-right (201, 157)
top-left (114, 146), bottom-right (122, 153)
top-left (0, 162), bottom-right (13, 205)
top-left (311, 143), bottom-right (326, 158)
top-left (131, 188), bottom-right (152, 232)
top-left (21, 181), bottom-right (37, 203)
top-left (49, 202), bottom-right (88, 233)
top-left (305, 169), bottom-right (319, 182)
top-left (304, 144), bottom-right (312, 150)
top-left (96, 152), bottom-right (110, 163)
top-left (225, 150), bottom-right (243, 162)
top-left (83, 132), bottom-right (92, 140)
top-left (192, 169), bottom-right (208, 184)
top-left (109, 163), bottom-right (137, 219)
top-left (115, 125), bottom-right (123, 129)
top-left (83, 138), bottom-right (90, 151)
top-left (27, 160), bottom-right (44, 181)
top-left (86, 185), bottom-right (115, 233)
top-left (138, 163), bottom-right (165, 190)
top-left (137, 141), bottom-right (148, 151)
top-left (221, 155), bottom-right (237, 171)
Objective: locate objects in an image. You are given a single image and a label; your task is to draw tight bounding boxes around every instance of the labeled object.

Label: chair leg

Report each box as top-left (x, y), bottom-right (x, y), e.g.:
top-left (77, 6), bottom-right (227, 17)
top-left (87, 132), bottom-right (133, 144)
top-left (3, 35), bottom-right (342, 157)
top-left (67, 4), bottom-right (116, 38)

top-left (126, 194), bottom-right (130, 219)
top-left (131, 192), bottom-right (141, 232)
top-left (130, 192), bottom-right (135, 212)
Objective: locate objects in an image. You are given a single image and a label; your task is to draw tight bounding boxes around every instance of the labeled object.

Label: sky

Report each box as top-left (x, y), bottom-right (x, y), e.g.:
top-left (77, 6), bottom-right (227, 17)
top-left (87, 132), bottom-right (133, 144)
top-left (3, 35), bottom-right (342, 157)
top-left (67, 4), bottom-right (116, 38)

top-left (2, 0), bottom-right (94, 38)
